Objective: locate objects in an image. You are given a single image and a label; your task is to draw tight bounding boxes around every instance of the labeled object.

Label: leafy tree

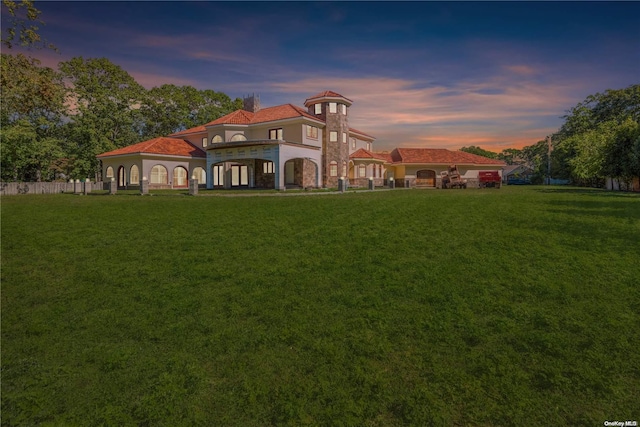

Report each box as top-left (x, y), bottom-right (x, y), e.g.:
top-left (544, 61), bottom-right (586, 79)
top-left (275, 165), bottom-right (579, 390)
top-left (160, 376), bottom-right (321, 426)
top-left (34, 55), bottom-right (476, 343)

top-left (498, 148), bottom-right (524, 165)
top-left (1, 118), bottom-right (64, 181)
top-left (459, 145), bottom-right (498, 159)
top-left (1, 0), bottom-right (56, 50)
top-left (193, 89), bottom-right (243, 126)
top-left (1, 53), bottom-right (65, 125)
top-left (140, 84), bottom-right (242, 138)
top-left (59, 57), bottom-right (146, 179)
top-left (0, 53), bottom-right (66, 181)
top-left (520, 140), bottom-right (550, 184)
top-left (562, 119), bottom-right (639, 187)
top-left (555, 85), bottom-right (640, 185)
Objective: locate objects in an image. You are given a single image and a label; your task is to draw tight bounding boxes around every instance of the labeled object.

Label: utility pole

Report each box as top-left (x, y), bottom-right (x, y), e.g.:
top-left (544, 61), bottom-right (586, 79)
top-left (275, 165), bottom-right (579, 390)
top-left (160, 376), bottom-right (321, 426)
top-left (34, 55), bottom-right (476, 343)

top-left (546, 135), bottom-right (552, 185)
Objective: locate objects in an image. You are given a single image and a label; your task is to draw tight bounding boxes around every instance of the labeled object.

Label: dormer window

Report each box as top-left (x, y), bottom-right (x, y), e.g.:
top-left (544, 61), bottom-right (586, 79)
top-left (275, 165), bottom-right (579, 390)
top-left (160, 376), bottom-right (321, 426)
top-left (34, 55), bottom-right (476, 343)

top-left (329, 102), bottom-right (337, 114)
top-left (314, 103), bottom-right (322, 114)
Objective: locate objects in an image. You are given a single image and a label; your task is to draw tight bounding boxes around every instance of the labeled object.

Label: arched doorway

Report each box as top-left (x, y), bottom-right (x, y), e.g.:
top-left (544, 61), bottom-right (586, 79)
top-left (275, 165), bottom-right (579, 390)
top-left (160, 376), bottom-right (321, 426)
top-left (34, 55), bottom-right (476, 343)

top-left (117, 166), bottom-right (126, 188)
top-left (416, 169), bottom-right (436, 187)
top-left (284, 158), bottom-right (318, 188)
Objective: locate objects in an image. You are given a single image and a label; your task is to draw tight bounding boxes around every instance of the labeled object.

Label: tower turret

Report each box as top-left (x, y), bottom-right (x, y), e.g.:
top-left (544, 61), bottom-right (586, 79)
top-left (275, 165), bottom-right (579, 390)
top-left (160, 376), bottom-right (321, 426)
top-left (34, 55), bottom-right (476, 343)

top-left (304, 91), bottom-right (353, 187)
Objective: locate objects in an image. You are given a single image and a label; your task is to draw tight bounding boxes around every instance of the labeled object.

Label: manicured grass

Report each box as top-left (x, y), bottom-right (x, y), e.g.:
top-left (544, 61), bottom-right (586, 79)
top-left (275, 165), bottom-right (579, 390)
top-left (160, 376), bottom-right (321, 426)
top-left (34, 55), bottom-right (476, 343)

top-left (2, 187), bottom-right (639, 425)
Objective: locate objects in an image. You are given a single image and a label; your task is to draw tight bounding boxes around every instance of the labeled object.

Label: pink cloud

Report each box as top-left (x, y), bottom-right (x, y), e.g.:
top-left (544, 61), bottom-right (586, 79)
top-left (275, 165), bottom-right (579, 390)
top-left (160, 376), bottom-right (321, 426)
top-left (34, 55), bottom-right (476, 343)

top-left (268, 75), bottom-right (579, 151)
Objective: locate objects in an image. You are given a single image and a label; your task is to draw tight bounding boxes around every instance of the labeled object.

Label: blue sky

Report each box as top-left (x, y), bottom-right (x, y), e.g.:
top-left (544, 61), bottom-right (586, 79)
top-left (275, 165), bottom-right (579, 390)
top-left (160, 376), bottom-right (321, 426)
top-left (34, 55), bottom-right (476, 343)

top-left (7, 1), bottom-right (640, 151)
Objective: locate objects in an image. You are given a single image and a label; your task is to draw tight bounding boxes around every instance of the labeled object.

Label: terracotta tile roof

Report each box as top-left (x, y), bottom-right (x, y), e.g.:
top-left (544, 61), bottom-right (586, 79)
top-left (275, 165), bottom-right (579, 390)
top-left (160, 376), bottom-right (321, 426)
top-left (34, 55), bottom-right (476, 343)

top-left (253, 104), bottom-right (319, 123)
top-left (390, 148), bottom-right (505, 165)
top-left (203, 104), bottom-right (320, 127)
top-left (350, 149), bottom-right (391, 162)
top-left (169, 125), bottom-right (207, 137)
top-left (305, 90), bottom-right (353, 105)
top-left (349, 127), bottom-right (375, 140)
top-left (350, 148), bottom-right (376, 159)
top-left (97, 137), bottom-right (205, 158)
top-left (372, 151), bottom-right (393, 162)
top-left (308, 90), bottom-right (347, 99)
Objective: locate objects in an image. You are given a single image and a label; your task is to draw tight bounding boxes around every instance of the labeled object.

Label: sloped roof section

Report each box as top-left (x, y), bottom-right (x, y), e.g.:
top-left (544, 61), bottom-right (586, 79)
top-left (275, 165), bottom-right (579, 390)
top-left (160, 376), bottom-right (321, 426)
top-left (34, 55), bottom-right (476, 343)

top-left (203, 104), bottom-right (320, 127)
top-left (350, 149), bottom-right (391, 162)
top-left (169, 125), bottom-right (207, 137)
top-left (391, 148), bottom-right (505, 165)
top-left (204, 109), bottom-right (255, 126)
top-left (349, 127), bottom-right (375, 140)
top-left (350, 148), bottom-right (376, 159)
top-left (304, 90), bottom-right (353, 106)
top-left (97, 137), bottom-right (205, 158)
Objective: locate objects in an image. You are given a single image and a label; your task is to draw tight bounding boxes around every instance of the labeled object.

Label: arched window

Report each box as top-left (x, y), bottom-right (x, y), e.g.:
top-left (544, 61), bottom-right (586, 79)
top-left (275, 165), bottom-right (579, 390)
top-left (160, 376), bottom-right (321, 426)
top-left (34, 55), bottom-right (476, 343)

top-left (192, 167), bottom-right (206, 184)
top-left (173, 166), bottom-right (188, 187)
top-left (329, 161), bottom-right (338, 177)
top-left (230, 133), bottom-right (247, 142)
top-left (130, 165), bottom-right (140, 184)
top-left (359, 164), bottom-right (366, 178)
top-left (212, 135), bottom-right (223, 144)
top-left (150, 165), bottom-right (168, 184)
top-left (106, 166), bottom-right (114, 179)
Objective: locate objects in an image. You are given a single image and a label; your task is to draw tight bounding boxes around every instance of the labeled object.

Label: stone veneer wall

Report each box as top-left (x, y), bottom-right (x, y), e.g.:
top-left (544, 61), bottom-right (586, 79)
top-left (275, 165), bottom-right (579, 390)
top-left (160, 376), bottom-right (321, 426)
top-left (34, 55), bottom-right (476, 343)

top-left (254, 159), bottom-right (275, 188)
top-left (287, 158), bottom-right (317, 188)
top-left (323, 108), bottom-right (350, 188)
top-left (301, 158), bottom-right (317, 188)
top-left (307, 100), bottom-right (350, 188)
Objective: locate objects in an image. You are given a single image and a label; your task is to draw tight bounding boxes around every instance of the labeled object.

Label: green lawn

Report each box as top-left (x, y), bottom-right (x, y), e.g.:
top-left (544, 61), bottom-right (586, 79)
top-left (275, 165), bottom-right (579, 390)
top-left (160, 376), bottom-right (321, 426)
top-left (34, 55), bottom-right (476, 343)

top-left (2, 186), bottom-right (639, 426)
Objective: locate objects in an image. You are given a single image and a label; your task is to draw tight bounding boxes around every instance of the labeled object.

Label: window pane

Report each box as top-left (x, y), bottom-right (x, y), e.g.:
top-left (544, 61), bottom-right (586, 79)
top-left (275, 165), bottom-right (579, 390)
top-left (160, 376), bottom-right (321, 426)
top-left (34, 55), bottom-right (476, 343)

top-left (315, 103), bottom-right (321, 114)
top-left (130, 165), bottom-right (139, 184)
top-left (330, 162), bottom-right (338, 177)
top-left (330, 131), bottom-right (337, 142)
top-left (231, 166), bottom-right (239, 186)
top-left (329, 103), bottom-right (337, 113)
top-left (240, 166), bottom-right (248, 185)
top-left (341, 104), bottom-right (346, 115)
top-left (202, 137), bottom-right (208, 147)
top-left (151, 165), bottom-right (168, 184)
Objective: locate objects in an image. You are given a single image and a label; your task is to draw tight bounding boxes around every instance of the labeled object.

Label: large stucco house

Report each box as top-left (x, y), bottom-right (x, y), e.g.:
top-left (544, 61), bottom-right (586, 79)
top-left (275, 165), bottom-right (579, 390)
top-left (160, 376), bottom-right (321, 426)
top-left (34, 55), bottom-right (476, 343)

top-left (97, 91), bottom-right (505, 190)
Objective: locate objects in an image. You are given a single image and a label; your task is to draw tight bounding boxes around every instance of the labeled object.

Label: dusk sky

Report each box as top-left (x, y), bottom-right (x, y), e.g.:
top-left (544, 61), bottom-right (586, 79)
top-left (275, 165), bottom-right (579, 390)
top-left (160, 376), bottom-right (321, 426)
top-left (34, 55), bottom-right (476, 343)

top-left (6, 1), bottom-right (639, 152)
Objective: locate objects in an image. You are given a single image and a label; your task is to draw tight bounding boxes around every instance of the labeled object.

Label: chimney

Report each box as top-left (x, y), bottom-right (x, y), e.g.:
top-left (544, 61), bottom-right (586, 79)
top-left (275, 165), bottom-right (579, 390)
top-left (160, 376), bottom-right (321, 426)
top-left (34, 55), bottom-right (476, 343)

top-left (243, 93), bottom-right (260, 113)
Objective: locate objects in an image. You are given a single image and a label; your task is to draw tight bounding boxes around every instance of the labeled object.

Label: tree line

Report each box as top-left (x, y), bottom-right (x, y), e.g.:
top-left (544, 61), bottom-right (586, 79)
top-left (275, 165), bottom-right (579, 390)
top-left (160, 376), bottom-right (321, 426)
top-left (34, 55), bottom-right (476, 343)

top-left (461, 84), bottom-right (640, 186)
top-left (1, 53), bottom-right (242, 181)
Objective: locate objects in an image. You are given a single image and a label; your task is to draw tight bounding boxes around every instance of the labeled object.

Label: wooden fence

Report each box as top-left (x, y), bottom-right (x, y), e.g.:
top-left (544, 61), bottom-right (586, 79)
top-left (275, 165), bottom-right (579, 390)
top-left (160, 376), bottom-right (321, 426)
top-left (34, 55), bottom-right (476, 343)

top-left (1, 181), bottom-right (107, 196)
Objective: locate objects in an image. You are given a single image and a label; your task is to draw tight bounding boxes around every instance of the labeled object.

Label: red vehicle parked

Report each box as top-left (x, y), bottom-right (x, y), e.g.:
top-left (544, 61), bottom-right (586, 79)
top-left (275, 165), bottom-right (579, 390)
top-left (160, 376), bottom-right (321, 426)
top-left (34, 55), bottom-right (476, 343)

top-left (478, 171), bottom-right (502, 188)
